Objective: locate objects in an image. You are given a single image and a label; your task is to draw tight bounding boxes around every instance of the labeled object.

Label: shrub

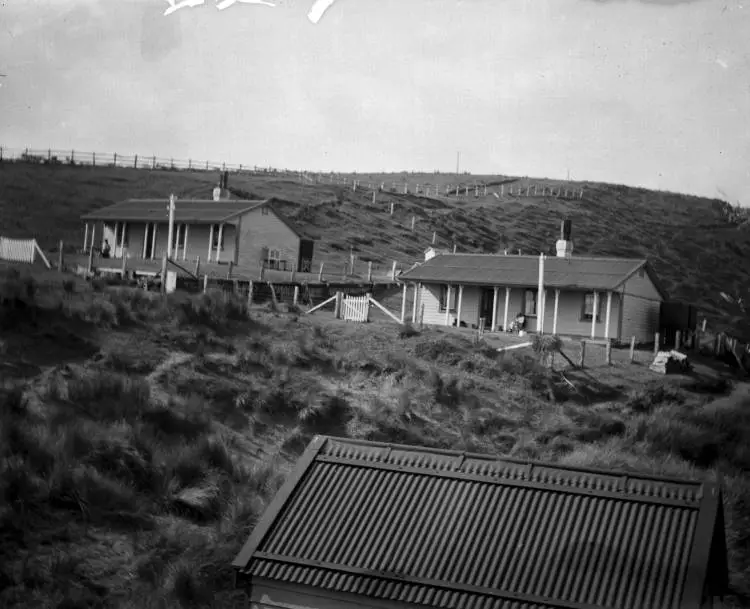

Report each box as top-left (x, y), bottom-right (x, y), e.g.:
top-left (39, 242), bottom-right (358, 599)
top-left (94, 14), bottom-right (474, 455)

top-left (626, 383), bottom-right (685, 413)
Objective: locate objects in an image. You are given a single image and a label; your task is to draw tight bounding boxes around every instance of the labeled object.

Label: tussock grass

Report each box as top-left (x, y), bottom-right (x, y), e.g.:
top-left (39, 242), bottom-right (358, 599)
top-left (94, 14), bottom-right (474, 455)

top-left (2, 271), bottom-right (750, 607)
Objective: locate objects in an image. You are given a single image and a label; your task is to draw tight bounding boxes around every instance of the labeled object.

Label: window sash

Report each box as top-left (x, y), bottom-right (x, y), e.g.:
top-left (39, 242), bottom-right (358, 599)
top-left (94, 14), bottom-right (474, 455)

top-left (439, 285), bottom-right (458, 312)
top-left (582, 293), bottom-right (603, 321)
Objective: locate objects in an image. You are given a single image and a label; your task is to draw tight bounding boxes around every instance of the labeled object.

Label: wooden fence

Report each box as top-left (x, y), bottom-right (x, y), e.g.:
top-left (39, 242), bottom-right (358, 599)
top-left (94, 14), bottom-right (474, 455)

top-left (1, 145), bottom-right (586, 201)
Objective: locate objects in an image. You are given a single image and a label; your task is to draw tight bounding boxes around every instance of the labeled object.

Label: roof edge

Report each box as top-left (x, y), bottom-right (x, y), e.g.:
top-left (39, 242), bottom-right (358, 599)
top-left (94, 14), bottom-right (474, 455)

top-left (231, 435), bottom-right (328, 571)
top-left (680, 480), bottom-right (724, 608)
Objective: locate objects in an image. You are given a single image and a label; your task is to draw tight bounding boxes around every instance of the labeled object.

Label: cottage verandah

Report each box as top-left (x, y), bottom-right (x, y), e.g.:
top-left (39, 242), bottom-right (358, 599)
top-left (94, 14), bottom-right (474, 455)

top-left (404, 277), bottom-right (621, 340)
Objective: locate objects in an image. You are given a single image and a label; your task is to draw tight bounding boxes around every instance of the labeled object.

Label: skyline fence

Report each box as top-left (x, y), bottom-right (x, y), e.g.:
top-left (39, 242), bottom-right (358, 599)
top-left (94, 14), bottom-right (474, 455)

top-left (1, 145), bottom-right (587, 201)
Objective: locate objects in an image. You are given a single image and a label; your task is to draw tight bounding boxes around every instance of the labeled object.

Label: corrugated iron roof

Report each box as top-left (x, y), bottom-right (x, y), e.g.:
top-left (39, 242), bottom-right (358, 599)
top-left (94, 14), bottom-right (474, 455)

top-left (234, 436), bottom-right (728, 609)
top-left (398, 254), bottom-right (654, 292)
top-left (80, 199), bottom-right (266, 224)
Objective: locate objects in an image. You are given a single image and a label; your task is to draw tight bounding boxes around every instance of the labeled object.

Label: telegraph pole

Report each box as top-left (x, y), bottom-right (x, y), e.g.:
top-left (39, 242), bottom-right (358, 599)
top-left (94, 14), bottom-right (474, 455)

top-left (456, 151), bottom-right (460, 175)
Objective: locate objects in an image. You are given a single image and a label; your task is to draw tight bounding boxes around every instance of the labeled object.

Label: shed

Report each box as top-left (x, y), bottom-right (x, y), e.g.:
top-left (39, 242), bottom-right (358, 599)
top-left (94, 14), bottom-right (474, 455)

top-left (233, 435), bottom-right (729, 609)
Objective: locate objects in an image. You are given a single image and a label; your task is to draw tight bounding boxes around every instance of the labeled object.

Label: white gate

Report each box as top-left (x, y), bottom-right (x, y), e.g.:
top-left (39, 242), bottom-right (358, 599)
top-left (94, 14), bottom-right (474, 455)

top-left (343, 295), bottom-right (369, 322)
top-left (0, 236), bottom-right (51, 268)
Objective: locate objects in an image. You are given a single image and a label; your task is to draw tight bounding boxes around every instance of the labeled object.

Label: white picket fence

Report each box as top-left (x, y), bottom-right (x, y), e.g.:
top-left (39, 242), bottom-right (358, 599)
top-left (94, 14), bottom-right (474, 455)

top-left (0, 236), bottom-right (51, 268)
top-left (343, 295), bottom-right (369, 322)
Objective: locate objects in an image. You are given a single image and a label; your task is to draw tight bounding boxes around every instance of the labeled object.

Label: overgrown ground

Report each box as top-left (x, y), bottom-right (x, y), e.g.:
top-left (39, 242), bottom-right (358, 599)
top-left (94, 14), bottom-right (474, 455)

top-left (1, 265), bottom-right (750, 608)
top-left (1, 162), bottom-right (749, 321)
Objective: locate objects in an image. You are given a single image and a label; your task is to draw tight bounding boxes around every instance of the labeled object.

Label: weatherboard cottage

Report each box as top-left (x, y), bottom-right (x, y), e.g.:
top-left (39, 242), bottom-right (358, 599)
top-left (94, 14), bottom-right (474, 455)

top-left (80, 184), bottom-right (314, 273)
top-left (398, 220), bottom-right (667, 343)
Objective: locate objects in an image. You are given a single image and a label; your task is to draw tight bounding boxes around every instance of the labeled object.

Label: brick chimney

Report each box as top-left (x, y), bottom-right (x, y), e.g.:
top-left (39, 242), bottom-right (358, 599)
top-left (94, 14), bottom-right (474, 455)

top-left (556, 219), bottom-right (573, 258)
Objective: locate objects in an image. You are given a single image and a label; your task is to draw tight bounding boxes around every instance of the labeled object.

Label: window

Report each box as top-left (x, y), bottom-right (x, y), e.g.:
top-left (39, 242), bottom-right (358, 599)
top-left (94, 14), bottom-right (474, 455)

top-left (261, 206), bottom-right (269, 216)
top-left (267, 248), bottom-right (281, 269)
top-left (581, 292), bottom-right (603, 322)
top-left (523, 289), bottom-right (537, 316)
top-left (115, 223), bottom-right (130, 247)
top-left (211, 224), bottom-right (225, 251)
top-left (439, 284), bottom-right (458, 313)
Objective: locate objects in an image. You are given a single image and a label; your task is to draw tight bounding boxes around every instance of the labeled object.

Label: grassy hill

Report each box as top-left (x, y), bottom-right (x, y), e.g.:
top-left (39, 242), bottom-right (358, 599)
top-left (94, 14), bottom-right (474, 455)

top-left (1, 267), bottom-right (749, 608)
top-left (1, 162), bottom-right (747, 322)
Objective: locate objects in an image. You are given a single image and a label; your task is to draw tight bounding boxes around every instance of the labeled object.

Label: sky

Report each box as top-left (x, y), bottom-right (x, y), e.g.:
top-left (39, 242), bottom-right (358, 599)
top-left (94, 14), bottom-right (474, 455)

top-left (1, 0), bottom-right (749, 204)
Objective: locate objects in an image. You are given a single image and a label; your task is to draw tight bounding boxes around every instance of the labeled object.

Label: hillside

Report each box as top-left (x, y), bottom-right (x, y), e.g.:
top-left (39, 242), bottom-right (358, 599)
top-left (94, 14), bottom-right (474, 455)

top-left (1, 266), bottom-right (749, 608)
top-left (1, 162), bottom-right (748, 321)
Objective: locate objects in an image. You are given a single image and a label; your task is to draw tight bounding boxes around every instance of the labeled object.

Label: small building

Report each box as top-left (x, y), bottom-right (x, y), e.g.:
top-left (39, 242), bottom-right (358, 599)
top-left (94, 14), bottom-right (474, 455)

top-left (398, 220), bottom-right (667, 343)
top-left (80, 196), bottom-right (314, 272)
top-left (233, 435), bottom-right (729, 609)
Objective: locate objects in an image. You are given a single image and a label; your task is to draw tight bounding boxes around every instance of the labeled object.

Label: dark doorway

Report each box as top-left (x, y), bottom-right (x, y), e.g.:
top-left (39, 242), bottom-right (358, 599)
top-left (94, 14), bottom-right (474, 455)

top-left (480, 288), bottom-right (495, 327)
top-left (144, 223), bottom-right (156, 259)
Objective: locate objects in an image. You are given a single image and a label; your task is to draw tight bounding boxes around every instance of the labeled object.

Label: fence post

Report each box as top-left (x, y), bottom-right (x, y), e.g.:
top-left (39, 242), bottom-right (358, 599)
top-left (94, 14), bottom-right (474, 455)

top-left (390, 202), bottom-right (394, 215)
top-left (605, 340), bottom-right (612, 365)
top-left (48, 148), bottom-right (51, 162)
top-left (134, 154), bottom-right (138, 168)
top-left (653, 332), bottom-right (660, 358)
top-left (203, 274), bottom-right (209, 293)
top-left (0, 146), bottom-right (3, 162)
top-left (629, 336), bottom-right (636, 362)
top-left (92, 152), bottom-right (96, 166)
top-left (227, 261), bottom-right (233, 279)
top-left (391, 261), bottom-right (397, 280)
top-left (57, 240), bottom-right (64, 273)
top-left (152, 156), bottom-right (156, 169)
top-left (87, 243), bottom-right (94, 275)
top-left (121, 248), bottom-right (128, 278)
top-left (578, 340), bottom-right (586, 368)
top-left (334, 291), bottom-right (343, 319)
top-left (170, 158), bottom-right (174, 170)
top-left (411, 216), bottom-right (415, 231)
top-left (247, 280), bottom-right (254, 308)
top-left (160, 255), bottom-right (168, 294)
top-left (432, 231), bottom-right (437, 244)
top-left (367, 261), bottom-right (372, 282)
top-left (318, 262), bottom-right (324, 282)
top-left (293, 285), bottom-right (299, 306)
top-left (675, 330), bottom-right (682, 350)
top-left (113, 152), bottom-right (117, 166)
top-left (194, 256), bottom-right (200, 277)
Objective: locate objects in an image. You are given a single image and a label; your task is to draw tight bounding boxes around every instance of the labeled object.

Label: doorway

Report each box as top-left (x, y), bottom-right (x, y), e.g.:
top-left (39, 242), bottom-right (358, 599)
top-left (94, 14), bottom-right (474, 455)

top-left (480, 288), bottom-right (495, 327)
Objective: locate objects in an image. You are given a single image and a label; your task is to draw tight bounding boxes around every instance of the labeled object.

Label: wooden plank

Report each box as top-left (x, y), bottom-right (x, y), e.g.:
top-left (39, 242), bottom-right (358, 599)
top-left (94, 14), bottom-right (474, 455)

top-left (368, 296), bottom-right (401, 323)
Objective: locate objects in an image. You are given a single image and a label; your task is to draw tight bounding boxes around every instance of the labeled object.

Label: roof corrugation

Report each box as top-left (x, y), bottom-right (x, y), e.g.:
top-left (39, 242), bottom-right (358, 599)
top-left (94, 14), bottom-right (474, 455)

top-left (80, 199), bottom-right (265, 223)
top-left (398, 254), bottom-right (648, 291)
top-left (235, 436), bottom-right (726, 609)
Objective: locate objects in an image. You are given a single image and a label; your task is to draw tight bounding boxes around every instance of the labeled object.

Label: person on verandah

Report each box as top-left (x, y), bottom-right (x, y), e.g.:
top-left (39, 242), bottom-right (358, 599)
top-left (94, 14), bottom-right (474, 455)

top-left (101, 239), bottom-right (111, 259)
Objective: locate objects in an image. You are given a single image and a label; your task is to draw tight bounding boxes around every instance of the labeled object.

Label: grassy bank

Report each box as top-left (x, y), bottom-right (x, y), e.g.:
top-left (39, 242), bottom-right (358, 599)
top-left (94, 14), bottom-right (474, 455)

top-left (1, 265), bottom-right (749, 608)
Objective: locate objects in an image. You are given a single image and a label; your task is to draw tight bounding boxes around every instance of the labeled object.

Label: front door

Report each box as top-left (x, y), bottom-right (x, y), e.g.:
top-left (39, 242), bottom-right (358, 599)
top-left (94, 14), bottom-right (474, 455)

top-left (480, 288), bottom-right (495, 326)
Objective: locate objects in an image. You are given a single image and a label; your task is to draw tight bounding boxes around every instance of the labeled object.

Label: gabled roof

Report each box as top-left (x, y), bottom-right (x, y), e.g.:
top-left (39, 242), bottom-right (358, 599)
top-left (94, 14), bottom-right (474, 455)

top-left (80, 199), bottom-right (266, 224)
top-left (399, 253), bottom-right (667, 296)
top-left (233, 436), bottom-right (728, 609)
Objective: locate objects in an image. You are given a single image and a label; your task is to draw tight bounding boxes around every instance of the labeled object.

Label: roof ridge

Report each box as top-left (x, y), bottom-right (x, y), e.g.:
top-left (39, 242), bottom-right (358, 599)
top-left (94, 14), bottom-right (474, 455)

top-left (317, 436), bottom-right (705, 486)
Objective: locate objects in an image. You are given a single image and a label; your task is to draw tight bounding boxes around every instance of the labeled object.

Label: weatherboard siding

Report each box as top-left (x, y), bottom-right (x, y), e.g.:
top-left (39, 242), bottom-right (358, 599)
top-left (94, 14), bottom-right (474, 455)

top-left (621, 270), bottom-right (663, 343)
top-left (236, 208), bottom-right (302, 271)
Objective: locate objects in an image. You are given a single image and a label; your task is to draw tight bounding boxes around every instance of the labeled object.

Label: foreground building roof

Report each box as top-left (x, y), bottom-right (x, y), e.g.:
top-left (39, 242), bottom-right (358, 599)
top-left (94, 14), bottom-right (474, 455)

top-left (233, 436), bottom-right (728, 609)
top-left (398, 253), bottom-right (667, 296)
